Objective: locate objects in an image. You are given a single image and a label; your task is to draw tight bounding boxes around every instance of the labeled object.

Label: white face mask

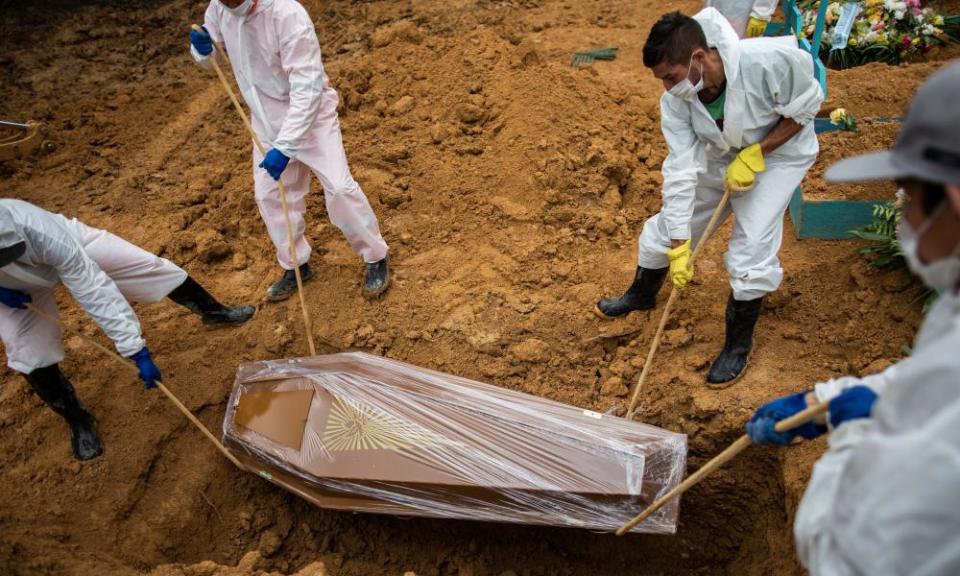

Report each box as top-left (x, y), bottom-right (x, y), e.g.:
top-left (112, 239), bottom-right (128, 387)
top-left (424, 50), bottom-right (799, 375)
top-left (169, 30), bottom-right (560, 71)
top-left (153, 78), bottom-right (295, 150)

top-left (668, 53), bottom-right (704, 101)
top-left (223, 0), bottom-right (253, 17)
top-left (897, 195), bottom-right (960, 293)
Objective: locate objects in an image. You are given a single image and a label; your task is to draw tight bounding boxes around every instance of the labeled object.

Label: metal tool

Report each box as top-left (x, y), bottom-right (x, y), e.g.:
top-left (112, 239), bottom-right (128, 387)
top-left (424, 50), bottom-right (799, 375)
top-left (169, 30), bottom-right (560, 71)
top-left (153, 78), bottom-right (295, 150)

top-left (572, 47), bottom-right (618, 67)
top-left (0, 119), bottom-right (41, 161)
top-left (0, 120), bottom-right (31, 130)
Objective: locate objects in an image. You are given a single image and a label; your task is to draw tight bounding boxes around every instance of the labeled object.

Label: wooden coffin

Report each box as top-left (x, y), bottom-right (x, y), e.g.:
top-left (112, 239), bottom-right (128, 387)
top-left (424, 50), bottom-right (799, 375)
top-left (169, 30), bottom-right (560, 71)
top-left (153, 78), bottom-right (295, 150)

top-left (223, 352), bottom-right (687, 533)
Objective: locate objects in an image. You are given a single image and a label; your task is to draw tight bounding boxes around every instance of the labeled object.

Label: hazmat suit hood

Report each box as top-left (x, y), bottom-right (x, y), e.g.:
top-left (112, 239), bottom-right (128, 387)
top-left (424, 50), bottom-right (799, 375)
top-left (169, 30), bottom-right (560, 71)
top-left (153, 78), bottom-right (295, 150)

top-left (253, 0), bottom-right (275, 13)
top-left (218, 0), bottom-right (274, 19)
top-left (246, 0), bottom-right (275, 17)
top-left (0, 205), bottom-right (26, 267)
top-left (244, 0), bottom-right (276, 17)
top-left (693, 7), bottom-right (742, 87)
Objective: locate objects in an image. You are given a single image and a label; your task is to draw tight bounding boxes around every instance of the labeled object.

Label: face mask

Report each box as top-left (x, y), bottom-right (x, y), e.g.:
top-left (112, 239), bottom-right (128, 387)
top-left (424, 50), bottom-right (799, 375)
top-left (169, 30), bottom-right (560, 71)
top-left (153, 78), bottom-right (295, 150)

top-left (668, 53), bottom-right (704, 101)
top-left (223, 0), bottom-right (253, 17)
top-left (897, 197), bottom-right (960, 292)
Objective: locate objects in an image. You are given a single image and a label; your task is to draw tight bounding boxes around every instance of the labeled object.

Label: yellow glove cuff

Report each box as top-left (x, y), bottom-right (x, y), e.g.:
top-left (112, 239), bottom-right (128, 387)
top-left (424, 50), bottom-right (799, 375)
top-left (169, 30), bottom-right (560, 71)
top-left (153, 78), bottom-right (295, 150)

top-left (738, 143), bottom-right (766, 173)
top-left (666, 239), bottom-right (691, 261)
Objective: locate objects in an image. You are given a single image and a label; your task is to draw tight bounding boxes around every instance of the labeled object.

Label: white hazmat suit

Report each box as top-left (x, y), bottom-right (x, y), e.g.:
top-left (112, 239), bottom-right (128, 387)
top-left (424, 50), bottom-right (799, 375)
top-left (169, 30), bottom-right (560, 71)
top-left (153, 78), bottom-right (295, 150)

top-left (0, 200), bottom-right (187, 374)
top-left (192, 0), bottom-right (388, 270)
top-left (639, 8), bottom-right (822, 301)
top-left (706, 0), bottom-right (778, 38)
top-left (792, 289), bottom-right (960, 575)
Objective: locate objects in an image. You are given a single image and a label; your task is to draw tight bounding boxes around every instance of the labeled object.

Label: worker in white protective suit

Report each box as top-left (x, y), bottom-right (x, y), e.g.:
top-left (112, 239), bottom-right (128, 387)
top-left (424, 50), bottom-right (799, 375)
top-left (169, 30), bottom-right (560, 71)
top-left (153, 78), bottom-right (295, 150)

top-left (747, 61), bottom-right (960, 575)
top-left (596, 9), bottom-right (822, 386)
top-left (0, 199), bottom-right (255, 461)
top-left (706, 0), bottom-right (777, 38)
top-left (189, 0), bottom-right (391, 301)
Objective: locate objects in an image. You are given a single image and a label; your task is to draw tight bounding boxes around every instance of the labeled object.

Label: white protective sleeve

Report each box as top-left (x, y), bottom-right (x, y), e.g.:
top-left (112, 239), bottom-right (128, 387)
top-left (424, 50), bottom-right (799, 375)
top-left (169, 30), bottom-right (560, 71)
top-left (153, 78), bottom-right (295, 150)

top-left (796, 402), bottom-right (960, 575)
top-left (750, 0), bottom-right (779, 20)
top-left (763, 47), bottom-right (823, 126)
top-left (270, 4), bottom-right (326, 160)
top-left (26, 220), bottom-right (145, 357)
top-left (793, 419), bottom-right (871, 576)
top-left (795, 293), bottom-right (960, 575)
top-left (659, 94), bottom-right (707, 240)
top-left (191, 2), bottom-right (224, 71)
top-left (813, 366), bottom-right (897, 406)
top-left (190, 44), bottom-right (216, 71)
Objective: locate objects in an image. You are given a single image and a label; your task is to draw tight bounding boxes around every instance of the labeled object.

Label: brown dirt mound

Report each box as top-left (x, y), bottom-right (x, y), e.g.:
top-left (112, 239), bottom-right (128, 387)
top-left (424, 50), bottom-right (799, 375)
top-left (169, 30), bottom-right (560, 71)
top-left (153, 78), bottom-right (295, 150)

top-left (148, 552), bottom-right (327, 576)
top-left (0, 1), bottom-right (943, 575)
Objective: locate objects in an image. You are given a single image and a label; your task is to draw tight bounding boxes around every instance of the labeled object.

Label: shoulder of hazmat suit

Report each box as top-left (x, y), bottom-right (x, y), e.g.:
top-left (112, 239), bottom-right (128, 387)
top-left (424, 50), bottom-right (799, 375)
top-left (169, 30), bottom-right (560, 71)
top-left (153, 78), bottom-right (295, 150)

top-left (794, 291), bottom-right (960, 576)
top-left (658, 7), bottom-right (823, 240)
top-left (0, 199), bottom-right (145, 357)
top-left (193, 0), bottom-right (328, 161)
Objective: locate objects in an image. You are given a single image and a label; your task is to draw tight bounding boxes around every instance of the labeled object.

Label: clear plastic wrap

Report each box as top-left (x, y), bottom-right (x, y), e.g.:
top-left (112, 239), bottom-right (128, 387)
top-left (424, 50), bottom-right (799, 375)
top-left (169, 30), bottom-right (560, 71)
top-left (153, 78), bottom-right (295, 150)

top-left (223, 352), bottom-right (687, 534)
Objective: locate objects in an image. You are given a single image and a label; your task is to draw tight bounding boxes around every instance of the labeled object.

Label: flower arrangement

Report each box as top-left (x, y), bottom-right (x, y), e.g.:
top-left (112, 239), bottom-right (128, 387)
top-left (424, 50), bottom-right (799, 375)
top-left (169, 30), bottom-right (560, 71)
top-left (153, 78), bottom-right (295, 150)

top-left (800, 0), bottom-right (949, 68)
top-left (850, 200), bottom-right (938, 310)
top-left (829, 107), bottom-right (858, 130)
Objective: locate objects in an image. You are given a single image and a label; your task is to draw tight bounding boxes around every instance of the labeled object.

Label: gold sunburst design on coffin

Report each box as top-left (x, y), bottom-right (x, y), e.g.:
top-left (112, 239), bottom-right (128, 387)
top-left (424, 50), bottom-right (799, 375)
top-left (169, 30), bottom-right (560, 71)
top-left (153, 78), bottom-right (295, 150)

top-left (323, 396), bottom-right (452, 452)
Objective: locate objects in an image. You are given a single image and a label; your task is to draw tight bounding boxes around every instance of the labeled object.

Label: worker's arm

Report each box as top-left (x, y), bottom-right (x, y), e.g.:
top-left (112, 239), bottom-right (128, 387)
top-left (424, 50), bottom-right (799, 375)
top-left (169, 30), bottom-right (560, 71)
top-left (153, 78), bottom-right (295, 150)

top-left (812, 366), bottom-right (897, 405)
top-left (660, 93), bottom-right (707, 246)
top-left (27, 221), bottom-right (145, 358)
top-left (795, 400), bottom-right (960, 574)
top-left (758, 117), bottom-right (803, 156)
top-left (766, 46), bottom-right (824, 128)
top-left (753, 45), bottom-right (823, 156)
top-left (748, 360), bottom-right (899, 441)
top-left (795, 320), bottom-right (960, 574)
top-left (724, 45), bottom-right (824, 192)
top-left (190, 2), bottom-right (224, 71)
top-left (271, 4), bottom-right (326, 160)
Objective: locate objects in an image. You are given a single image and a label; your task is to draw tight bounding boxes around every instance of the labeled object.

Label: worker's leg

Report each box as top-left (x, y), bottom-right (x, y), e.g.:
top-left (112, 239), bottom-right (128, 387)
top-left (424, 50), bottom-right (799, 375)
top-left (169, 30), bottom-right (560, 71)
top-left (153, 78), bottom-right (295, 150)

top-left (69, 220), bottom-right (253, 324)
top-left (0, 290), bottom-right (100, 460)
top-left (637, 170), bottom-right (732, 270)
top-left (69, 219), bottom-right (188, 303)
top-left (724, 158), bottom-right (810, 300)
top-left (253, 143), bottom-right (316, 301)
top-left (166, 276), bottom-right (255, 325)
top-left (708, 155), bottom-right (815, 385)
top-left (597, 169), bottom-right (730, 318)
top-left (253, 143), bottom-right (313, 270)
top-left (23, 364), bottom-right (102, 460)
top-left (299, 102), bottom-right (390, 297)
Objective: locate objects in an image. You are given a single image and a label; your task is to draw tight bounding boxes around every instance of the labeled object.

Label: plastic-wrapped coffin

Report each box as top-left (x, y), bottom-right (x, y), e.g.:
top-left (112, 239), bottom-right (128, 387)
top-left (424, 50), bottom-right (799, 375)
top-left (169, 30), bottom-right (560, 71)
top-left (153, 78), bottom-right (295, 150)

top-left (223, 352), bottom-right (687, 533)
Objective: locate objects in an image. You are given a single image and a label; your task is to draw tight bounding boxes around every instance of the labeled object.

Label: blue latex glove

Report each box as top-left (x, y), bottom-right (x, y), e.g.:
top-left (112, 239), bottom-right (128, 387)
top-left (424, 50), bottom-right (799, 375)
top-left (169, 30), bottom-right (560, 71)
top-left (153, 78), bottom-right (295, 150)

top-left (0, 287), bottom-right (31, 309)
top-left (190, 26), bottom-right (213, 56)
top-left (259, 149), bottom-right (289, 181)
top-left (130, 347), bottom-right (162, 390)
top-left (747, 391), bottom-right (826, 445)
top-left (828, 386), bottom-right (878, 428)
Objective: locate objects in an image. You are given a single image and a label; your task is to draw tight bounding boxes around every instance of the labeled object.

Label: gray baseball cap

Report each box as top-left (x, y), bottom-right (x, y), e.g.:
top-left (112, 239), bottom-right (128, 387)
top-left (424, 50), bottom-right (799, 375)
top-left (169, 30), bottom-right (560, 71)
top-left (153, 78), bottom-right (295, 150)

top-left (826, 60), bottom-right (960, 185)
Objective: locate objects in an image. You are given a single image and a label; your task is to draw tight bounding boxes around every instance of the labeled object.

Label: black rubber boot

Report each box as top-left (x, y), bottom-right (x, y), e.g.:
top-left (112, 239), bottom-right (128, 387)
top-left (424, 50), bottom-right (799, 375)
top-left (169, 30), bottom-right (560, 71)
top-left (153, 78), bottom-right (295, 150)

top-left (363, 257), bottom-right (390, 298)
top-left (706, 294), bottom-right (764, 387)
top-left (24, 364), bottom-right (103, 461)
top-left (168, 276), bottom-right (255, 325)
top-left (266, 263), bottom-right (315, 302)
top-left (595, 266), bottom-right (668, 318)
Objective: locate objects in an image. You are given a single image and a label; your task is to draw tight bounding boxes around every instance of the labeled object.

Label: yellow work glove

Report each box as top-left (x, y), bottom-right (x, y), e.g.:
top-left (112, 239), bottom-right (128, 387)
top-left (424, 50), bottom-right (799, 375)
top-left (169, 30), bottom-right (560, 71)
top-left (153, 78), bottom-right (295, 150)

top-left (667, 240), bottom-right (693, 289)
top-left (725, 143), bottom-right (766, 195)
top-left (746, 17), bottom-right (769, 38)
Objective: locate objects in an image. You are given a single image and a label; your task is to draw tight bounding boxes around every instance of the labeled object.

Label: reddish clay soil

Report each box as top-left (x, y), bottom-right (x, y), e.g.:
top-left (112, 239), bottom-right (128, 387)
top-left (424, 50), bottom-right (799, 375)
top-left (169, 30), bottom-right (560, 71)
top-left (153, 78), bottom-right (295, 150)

top-left (0, 1), bottom-right (951, 574)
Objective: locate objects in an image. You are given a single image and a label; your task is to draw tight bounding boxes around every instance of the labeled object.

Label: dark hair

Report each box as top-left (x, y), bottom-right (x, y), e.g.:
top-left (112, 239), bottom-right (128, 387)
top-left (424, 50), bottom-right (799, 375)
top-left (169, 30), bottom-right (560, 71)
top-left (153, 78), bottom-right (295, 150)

top-left (642, 12), bottom-right (707, 68)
